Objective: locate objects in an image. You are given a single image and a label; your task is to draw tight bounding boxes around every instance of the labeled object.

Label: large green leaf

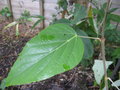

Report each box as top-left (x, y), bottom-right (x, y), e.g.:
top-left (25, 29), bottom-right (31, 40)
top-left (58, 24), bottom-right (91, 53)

top-left (3, 24), bottom-right (84, 87)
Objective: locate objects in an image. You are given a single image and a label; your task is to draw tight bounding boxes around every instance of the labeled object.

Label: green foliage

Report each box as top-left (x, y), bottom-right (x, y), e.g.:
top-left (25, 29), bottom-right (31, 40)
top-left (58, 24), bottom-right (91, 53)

top-left (52, 18), bottom-right (71, 25)
top-left (57, 0), bottom-right (68, 10)
top-left (2, 24), bottom-right (84, 87)
top-left (75, 29), bottom-right (94, 59)
top-left (105, 30), bottom-right (120, 44)
top-left (31, 15), bottom-right (45, 29)
top-left (54, 1), bottom-right (120, 89)
top-left (4, 10), bottom-right (45, 36)
top-left (75, 29), bottom-right (94, 67)
top-left (112, 48), bottom-right (120, 59)
top-left (0, 7), bottom-right (12, 18)
top-left (71, 4), bottom-right (87, 25)
top-left (21, 10), bottom-right (31, 17)
top-left (52, 4), bottom-right (95, 67)
top-left (88, 6), bottom-right (98, 34)
top-left (108, 14), bottom-right (120, 23)
top-left (18, 10), bottom-right (32, 22)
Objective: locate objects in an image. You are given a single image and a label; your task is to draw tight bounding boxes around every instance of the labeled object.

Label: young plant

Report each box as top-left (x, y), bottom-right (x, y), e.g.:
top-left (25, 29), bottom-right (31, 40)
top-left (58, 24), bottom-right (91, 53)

top-left (0, 7), bottom-right (12, 20)
top-left (4, 10), bottom-right (45, 36)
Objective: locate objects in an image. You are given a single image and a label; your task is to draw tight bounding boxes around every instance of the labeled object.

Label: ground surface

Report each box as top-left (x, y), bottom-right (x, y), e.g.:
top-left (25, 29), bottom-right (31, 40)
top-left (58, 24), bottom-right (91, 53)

top-left (0, 20), bottom-right (99, 90)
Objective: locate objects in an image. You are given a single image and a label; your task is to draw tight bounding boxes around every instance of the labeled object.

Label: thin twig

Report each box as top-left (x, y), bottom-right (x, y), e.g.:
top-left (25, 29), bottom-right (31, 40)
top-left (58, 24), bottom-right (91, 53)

top-left (98, 0), bottom-right (112, 31)
top-left (100, 0), bottom-right (112, 90)
top-left (108, 77), bottom-right (120, 90)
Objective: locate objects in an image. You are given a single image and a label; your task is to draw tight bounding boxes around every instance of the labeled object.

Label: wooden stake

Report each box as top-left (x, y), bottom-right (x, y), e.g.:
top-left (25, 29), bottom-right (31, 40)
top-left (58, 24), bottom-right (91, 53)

top-left (7, 0), bottom-right (14, 21)
top-left (39, 0), bottom-right (45, 29)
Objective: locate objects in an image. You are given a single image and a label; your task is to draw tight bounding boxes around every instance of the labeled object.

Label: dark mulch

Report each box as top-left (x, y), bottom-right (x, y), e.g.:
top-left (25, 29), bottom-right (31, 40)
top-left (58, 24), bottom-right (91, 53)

top-left (0, 20), bottom-right (98, 90)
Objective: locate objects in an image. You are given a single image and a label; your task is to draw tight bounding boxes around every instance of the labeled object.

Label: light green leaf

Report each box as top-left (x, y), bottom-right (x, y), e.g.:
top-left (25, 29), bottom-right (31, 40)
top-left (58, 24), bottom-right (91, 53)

top-left (112, 80), bottom-right (120, 87)
top-left (103, 87), bottom-right (106, 90)
top-left (0, 80), bottom-right (6, 90)
top-left (92, 60), bottom-right (113, 84)
top-left (4, 21), bottom-right (17, 30)
top-left (3, 24), bottom-right (84, 87)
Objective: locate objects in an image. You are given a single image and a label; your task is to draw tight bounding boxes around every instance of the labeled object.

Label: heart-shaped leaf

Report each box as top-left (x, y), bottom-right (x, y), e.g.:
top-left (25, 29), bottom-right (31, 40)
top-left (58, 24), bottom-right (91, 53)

top-left (3, 24), bottom-right (84, 87)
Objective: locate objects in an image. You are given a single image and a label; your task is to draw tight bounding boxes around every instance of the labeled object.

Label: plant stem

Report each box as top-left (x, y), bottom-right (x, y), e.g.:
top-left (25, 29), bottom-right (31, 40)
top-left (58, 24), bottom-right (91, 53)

top-left (100, 0), bottom-right (112, 90)
top-left (78, 35), bottom-right (100, 40)
top-left (108, 78), bottom-right (120, 90)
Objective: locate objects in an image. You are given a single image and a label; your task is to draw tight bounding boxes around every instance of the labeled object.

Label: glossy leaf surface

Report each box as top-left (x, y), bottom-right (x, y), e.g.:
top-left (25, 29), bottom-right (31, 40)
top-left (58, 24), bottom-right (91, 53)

top-left (4, 24), bottom-right (84, 87)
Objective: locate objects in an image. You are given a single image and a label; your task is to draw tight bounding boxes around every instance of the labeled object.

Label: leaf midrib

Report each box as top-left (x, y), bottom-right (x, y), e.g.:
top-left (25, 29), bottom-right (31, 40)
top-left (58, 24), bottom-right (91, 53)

top-left (6, 35), bottom-right (78, 85)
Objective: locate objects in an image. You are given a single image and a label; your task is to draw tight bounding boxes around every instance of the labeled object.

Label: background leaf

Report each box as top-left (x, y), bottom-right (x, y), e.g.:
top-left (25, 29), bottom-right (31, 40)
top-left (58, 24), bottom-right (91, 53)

top-left (32, 19), bottom-right (42, 29)
top-left (75, 29), bottom-right (93, 59)
top-left (109, 14), bottom-right (120, 23)
top-left (71, 4), bottom-right (87, 25)
top-left (112, 80), bottom-right (120, 87)
top-left (112, 48), bottom-right (120, 59)
top-left (92, 60), bottom-right (112, 84)
top-left (53, 19), bottom-right (71, 25)
top-left (88, 6), bottom-right (98, 34)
